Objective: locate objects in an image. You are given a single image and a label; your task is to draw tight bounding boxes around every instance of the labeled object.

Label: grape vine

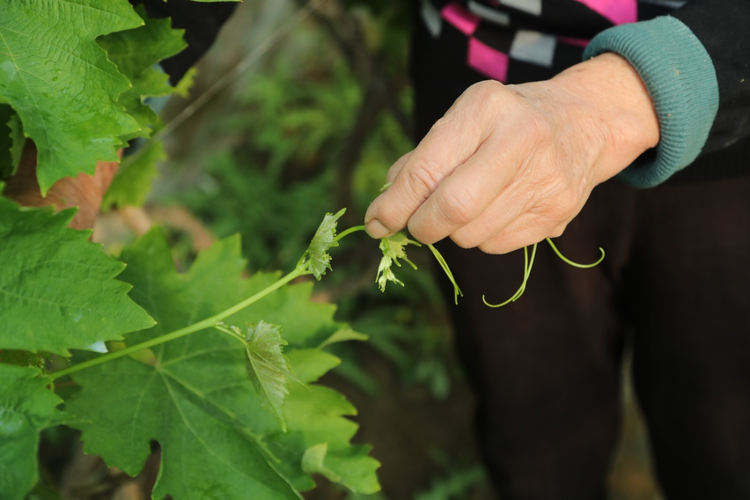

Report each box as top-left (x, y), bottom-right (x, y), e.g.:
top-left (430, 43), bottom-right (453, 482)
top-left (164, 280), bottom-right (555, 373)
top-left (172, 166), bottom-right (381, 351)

top-left (0, 2), bottom-right (605, 498)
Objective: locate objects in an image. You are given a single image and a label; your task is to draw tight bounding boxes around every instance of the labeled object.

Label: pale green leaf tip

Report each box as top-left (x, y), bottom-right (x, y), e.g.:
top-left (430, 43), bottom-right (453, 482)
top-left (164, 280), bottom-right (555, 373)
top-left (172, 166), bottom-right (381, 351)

top-left (306, 208), bottom-right (347, 280)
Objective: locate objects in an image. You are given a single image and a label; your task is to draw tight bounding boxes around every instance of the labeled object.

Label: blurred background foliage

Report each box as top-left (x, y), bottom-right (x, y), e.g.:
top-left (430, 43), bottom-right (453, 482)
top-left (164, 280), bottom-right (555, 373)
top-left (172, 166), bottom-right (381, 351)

top-left (44, 0), bottom-right (665, 499)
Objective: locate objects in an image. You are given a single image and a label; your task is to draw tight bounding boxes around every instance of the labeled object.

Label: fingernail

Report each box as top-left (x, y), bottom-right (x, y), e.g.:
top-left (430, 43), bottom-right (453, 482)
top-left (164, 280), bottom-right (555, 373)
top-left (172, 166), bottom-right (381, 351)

top-left (365, 219), bottom-right (391, 239)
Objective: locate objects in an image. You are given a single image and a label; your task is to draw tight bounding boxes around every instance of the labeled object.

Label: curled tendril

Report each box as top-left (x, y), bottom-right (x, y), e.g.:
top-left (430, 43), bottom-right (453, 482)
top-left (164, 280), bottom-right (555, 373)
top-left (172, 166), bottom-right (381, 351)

top-left (483, 239), bottom-right (604, 308)
top-left (544, 238), bottom-right (605, 268)
top-left (483, 243), bottom-right (538, 308)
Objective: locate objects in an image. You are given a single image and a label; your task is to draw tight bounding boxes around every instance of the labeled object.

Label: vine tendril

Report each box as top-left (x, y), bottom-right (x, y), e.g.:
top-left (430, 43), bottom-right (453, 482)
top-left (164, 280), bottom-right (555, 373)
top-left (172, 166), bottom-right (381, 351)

top-left (483, 238), bottom-right (604, 308)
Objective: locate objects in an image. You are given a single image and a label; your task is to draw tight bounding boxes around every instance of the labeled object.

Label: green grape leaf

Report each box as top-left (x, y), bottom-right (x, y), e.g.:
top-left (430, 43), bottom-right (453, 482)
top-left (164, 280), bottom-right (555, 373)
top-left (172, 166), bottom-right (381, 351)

top-left (0, 1), bottom-right (144, 194)
top-left (0, 365), bottom-right (66, 500)
top-left (243, 321), bottom-right (297, 432)
top-left (103, 139), bottom-right (165, 208)
top-left (267, 348), bottom-right (381, 495)
top-left (97, 5), bottom-right (186, 141)
top-left (66, 229), bottom-right (378, 498)
top-left (307, 208), bottom-right (345, 280)
top-left (0, 198), bottom-right (155, 355)
top-left (375, 232), bottom-right (421, 292)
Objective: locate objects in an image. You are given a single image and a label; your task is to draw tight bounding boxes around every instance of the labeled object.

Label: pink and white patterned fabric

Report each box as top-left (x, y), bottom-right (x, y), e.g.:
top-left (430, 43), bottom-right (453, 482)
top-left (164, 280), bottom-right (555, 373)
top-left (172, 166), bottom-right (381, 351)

top-left (420, 0), bottom-right (678, 83)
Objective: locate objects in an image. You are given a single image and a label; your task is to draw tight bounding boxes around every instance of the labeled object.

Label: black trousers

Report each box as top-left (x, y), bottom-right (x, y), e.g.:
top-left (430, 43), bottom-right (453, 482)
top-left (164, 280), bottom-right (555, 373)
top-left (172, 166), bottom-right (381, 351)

top-left (433, 178), bottom-right (750, 499)
top-left (411, 11), bottom-right (750, 500)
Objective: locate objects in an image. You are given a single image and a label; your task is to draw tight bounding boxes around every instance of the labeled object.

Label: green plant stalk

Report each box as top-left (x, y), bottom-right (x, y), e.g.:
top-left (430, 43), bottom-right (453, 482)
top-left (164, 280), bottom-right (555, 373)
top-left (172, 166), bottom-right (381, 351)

top-left (49, 266), bottom-right (309, 381)
top-left (334, 225), bottom-right (365, 241)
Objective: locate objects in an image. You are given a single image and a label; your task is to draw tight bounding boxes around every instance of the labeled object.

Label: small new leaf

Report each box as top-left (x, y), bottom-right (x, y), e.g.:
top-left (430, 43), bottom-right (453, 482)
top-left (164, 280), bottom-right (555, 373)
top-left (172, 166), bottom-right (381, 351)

top-left (244, 321), bottom-right (298, 431)
top-left (306, 208), bottom-right (346, 280)
top-left (375, 232), bottom-right (421, 292)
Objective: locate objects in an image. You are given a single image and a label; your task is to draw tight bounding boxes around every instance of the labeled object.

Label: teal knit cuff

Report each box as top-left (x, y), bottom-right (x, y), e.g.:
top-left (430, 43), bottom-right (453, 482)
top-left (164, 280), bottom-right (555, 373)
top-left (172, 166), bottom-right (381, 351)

top-left (583, 16), bottom-right (719, 188)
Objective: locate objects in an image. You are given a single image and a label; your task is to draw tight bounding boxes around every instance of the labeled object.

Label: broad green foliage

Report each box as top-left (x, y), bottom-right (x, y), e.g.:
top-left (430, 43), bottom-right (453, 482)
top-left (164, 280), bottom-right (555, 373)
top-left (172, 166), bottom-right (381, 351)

top-left (103, 140), bottom-right (165, 207)
top-left (0, 0), bottom-right (143, 194)
top-left (0, 365), bottom-right (64, 500)
top-left (66, 229), bottom-right (379, 498)
top-left (0, 198), bottom-right (154, 355)
top-left (307, 208), bottom-right (346, 280)
top-left (97, 5), bottom-right (186, 141)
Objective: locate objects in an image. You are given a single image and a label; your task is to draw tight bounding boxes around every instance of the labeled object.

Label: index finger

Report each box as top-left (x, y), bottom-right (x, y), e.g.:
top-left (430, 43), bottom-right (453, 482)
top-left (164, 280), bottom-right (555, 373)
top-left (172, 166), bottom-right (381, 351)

top-left (365, 108), bottom-right (492, 239)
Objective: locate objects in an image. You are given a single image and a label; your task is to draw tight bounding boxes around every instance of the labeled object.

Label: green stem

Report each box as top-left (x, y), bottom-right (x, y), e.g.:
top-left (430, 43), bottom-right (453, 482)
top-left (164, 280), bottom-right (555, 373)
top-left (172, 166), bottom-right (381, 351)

top-left (49, 266), bottom-right (308, 381)
top-left (335, 225), bottom-right (366, 242)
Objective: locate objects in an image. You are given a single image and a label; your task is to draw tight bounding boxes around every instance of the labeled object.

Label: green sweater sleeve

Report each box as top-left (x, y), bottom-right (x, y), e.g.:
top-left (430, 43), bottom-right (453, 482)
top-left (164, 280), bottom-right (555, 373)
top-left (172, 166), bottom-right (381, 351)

top-left (583, 17), bottom-right (719, 188)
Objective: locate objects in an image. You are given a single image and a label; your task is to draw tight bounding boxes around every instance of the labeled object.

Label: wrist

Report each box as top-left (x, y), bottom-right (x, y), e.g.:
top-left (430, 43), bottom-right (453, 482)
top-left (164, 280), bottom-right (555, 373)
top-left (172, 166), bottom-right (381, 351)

top-left (551, 53), bottom-right (660, 184)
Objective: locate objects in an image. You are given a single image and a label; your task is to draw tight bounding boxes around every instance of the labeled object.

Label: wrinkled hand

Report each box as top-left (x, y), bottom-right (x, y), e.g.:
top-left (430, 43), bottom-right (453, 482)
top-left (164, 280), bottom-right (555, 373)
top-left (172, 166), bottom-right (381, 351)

top-left (3, 141), bottom-right (121, 230)
top-left (365, 54), bottom-right (659, 254)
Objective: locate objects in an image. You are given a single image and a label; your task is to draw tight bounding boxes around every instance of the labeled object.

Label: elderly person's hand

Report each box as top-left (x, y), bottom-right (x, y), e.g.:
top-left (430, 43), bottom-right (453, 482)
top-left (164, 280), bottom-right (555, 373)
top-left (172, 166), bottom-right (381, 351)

top-left (365, 53), bottom-right (659, 254)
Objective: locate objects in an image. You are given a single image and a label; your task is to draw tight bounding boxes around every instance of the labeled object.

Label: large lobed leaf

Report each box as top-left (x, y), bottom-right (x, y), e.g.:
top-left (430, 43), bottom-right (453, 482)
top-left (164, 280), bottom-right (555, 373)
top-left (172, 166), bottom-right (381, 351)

top-left (97, 4), bottom-right (187, 141)
top-left (0, 0), bottom-right (144, 194)
top-left (0, 364), bottom-right (65, 500)
top-left (0, 197), bottom-right (155, 355)
top-left (66, 229), bottom-right (380, 499)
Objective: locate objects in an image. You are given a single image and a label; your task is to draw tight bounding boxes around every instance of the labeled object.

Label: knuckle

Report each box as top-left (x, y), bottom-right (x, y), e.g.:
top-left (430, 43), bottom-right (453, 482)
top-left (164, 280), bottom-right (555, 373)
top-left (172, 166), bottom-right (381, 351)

top-left (454, 81), bottom-right (506, 118)
top-left (404, 158), bottom-right (441, 196)
top-left (434, 189), bottom-right (477, 227)
top-left (469, 80), bottom-right (505, 101)
top-left (524, 111), bottom-right (553, 143)
top-left (534, 185), bottom-right (580, 225)
top-left (555, 190), bottom-right (581, 218)
top-left (426, 115), bottom-right (454, 139)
